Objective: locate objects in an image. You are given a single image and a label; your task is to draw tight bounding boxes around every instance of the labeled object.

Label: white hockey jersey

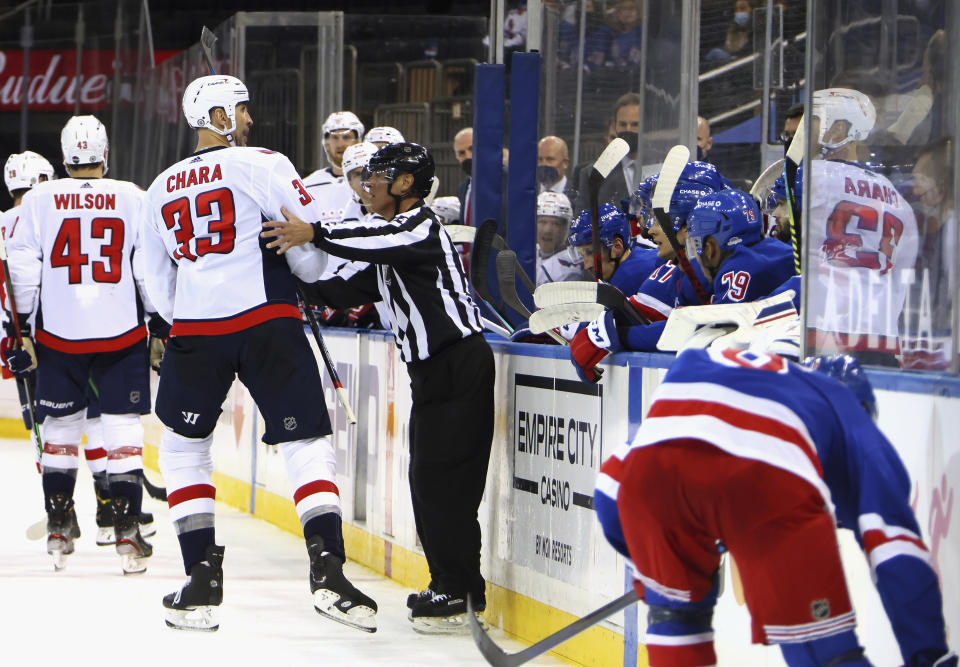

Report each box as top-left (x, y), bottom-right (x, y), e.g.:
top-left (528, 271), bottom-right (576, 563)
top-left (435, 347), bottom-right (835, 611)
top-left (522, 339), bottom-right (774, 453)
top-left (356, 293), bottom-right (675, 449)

top-left (536, 245), bottom-right (584, 286)
top-left (144, 146), bottom-right (327, 336)
top-left (0, 206), bottom-right (23, 319)
top-left (302, 166), bottom-right (354, 225)
top-left (8, 178), bottom-right (148, 353)
top-left (806, 159), bottom-right (918, 352)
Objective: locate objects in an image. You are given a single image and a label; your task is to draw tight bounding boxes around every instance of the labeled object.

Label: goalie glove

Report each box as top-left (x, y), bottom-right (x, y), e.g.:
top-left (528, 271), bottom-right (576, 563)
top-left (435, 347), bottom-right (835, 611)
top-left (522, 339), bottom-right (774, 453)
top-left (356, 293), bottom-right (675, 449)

top-left (0, 319), bottom-right (37, 377)
top-left (146, 312), bottom-right (170, 374)
top-left (569, 310), bottom-right (623, 383)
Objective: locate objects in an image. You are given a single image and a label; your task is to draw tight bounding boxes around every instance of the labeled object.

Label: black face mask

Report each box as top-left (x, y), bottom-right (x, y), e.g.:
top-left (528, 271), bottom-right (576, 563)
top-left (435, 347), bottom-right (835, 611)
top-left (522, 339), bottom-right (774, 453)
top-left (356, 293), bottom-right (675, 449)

top-left (696, 145), bottom-right (704, 161)
top-left (461, 158), bottom-right (472, 177)
top-left (537, 165), bottom-right (560, 186)
top-left (617, 131), bottom-right (639, 153)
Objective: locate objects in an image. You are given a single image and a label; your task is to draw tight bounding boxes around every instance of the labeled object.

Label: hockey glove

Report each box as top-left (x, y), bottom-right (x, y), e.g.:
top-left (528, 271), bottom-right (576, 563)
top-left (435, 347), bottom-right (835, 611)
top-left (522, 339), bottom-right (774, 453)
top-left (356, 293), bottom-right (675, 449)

top-left (569, 310), bottom-right (623, 383)
top-left (0, 320), bottom-right (37, 377)
top-left (146, 312), bottom-right (171, 374)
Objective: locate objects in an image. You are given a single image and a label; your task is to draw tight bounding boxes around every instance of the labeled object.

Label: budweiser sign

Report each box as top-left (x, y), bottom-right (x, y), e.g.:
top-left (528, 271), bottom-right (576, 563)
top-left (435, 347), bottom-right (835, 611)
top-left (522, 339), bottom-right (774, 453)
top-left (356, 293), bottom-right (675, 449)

top-left (0, 49), bottom-right (175, 111)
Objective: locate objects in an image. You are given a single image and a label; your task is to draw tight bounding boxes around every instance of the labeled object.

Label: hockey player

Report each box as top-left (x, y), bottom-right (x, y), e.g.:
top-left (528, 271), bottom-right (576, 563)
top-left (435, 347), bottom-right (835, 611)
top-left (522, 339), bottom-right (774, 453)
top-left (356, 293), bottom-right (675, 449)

top-left (366, 126), bottom-right (405, 148)
top-left (570, 189), bottom-right (793, 379)
top-left (3, 118), bottom-right (153, 573)
top-left (535, 191), bottom-right (582, 286)
top-left (763, 164), bottom-right (803, 244)
top-left (430, 196), bottom-right (461, 225)
top-left (303, 110), bottom-right (364, 225)
top-left (568, 203), bottom-right (656, 295)
top-left (805, 88), bottom-right (918, 366)
top-left (144, 75), bottom-right (376, 632)
top-left (594, 348), bottom-right (955, 667)
top-left (262, 143), bottom-right (495, 635)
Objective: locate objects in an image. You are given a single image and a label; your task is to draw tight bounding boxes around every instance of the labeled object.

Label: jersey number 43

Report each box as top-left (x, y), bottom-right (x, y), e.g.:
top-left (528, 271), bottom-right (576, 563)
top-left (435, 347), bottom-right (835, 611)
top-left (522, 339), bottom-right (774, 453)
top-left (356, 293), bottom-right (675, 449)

top-left (161, 188), bottom-right (237, 261)
top-left (51, 217), bottom-right (124, 285)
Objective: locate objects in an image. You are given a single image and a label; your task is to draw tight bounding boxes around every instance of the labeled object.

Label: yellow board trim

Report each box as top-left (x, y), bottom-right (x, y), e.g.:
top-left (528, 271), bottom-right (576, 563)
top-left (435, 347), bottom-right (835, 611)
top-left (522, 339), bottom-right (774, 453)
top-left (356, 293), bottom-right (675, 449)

top-left (1, 418), bottom-right (640, 667)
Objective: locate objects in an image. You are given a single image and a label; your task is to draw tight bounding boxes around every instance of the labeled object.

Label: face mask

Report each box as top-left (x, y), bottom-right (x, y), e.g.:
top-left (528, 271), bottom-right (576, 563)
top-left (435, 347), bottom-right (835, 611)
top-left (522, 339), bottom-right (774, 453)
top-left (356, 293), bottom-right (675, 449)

top-left (617, 131), bottom-right (639, 154)
top-left (696, 145), bottom-right (704, 161)
top-left (734, 11), bottom-right (750, 27)
top-left (461, 158), bottom-right (472, 177)
top-left (537, 165), bottom-right (560, 186)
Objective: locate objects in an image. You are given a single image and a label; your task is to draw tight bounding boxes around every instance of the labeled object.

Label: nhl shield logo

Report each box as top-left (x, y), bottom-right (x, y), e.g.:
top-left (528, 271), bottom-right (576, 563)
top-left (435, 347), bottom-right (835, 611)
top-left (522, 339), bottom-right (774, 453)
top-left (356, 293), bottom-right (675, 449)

top-left (810, 599), bottom-right (830, 620)
top-left (283, 416), bottom-right (297, 431)
top-left (130, 390), bottom-right (141, 404)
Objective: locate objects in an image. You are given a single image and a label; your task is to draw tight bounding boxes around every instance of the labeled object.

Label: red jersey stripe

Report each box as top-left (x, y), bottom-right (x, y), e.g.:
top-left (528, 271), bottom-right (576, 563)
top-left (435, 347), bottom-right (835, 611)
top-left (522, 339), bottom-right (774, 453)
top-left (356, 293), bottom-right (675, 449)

top-left (36, 325), bottom-right (146, 354)
top-left (170, 303), bottom-right (301, 337)
top-left (862, 528), bottom-right (928, 556)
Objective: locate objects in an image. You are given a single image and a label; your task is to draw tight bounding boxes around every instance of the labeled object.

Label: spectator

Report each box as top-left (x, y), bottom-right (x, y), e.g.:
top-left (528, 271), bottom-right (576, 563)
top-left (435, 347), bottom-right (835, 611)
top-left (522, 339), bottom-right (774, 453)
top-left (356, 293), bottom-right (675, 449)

top-left (697, 115), bottom-right (713, 161)
top-left (780, 102), bottom-right (804, 152)
top-left (705, 0), bottom-right (754, 63)
top-left (537, 136), bottom-right (577, 202)
top-left (607, 0), bottom-right (643, 67)
top-left (888, 29), bottom-right (946, 146)
top-left (575, 93), bottom-right (641, 214)
top-left (453, 127), bottom-right (473, 225)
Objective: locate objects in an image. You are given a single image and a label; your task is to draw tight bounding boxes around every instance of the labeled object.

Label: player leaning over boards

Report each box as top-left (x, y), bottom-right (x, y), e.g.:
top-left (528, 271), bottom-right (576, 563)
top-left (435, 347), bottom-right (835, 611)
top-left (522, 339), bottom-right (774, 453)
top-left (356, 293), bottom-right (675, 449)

top-left (595, 347), bottom-right (955, 667)
top-left (262, 143), bottom-right (495, 635)
top-left (143, 75), bottom-right (376, 633)
top-left (4, 118), bottom-right (154, 574)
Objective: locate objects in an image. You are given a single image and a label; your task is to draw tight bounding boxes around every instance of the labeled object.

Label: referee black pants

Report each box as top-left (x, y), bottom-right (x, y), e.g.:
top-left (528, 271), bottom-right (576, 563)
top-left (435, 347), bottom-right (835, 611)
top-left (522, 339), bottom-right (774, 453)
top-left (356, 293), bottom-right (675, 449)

top-left (407, 334), bottom-right (495, 602)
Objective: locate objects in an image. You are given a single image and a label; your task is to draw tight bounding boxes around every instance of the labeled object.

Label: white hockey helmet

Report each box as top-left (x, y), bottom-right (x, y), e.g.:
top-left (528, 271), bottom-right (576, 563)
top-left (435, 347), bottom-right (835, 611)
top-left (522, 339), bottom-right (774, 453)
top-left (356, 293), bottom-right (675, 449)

top-left (182, 75), bottom-right (249, 138)
top-left (61, 115), bottom-right (109, 173)
top-left (322, 111), bottom-right (365, 140)
top-left (431, 196), bottom-right (461, 225)
top-left (5, 151), bottom-right (55, 193)
top-left (811, 88), bottom-right (876, 152)
top-left (366, 126), bottom-right (405, 146)
top-left (341, 142), bottom-right (380, 178)
top-left (537, 191), bottom-right (573, 223)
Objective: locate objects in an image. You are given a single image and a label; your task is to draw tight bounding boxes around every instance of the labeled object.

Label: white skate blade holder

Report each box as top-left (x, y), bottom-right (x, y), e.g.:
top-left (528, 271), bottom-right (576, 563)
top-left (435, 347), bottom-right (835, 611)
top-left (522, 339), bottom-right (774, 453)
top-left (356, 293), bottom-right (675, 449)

top-left (410, 610), bottom-right (488, 636)
top-left (313, 589), bottom-right (377, 633)
top-left (48, 544), bottom-right (68, 571)
top-left (96, 526), bottom-right (116, 546)
top-left (117, 542), bottom-right (148, 575)
top-left (165, 606), bottom-right (220, 632)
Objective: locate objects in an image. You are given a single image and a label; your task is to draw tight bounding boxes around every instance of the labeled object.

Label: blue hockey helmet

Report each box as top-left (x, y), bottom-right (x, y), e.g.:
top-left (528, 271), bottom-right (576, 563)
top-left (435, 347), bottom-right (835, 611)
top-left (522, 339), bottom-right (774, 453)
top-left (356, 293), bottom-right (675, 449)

top-left (626, 174), bottom-right (659, 229)
top-left (666, 161), bottom-right (727, 231)
top-left (802, 354), bottom-right (878, 420)
top-left (568, 203), bottom-right (631, 249)
top-left (766, 162), bottom-right (804, 214)
top-left (686, 189), bottom-right (763, 255)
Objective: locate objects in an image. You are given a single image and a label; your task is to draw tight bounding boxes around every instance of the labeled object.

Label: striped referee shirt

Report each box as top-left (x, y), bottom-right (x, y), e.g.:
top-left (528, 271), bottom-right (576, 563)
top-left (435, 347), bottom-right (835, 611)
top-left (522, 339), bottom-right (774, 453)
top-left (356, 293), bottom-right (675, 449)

top-left (310, 203), bottom-right (483, 362)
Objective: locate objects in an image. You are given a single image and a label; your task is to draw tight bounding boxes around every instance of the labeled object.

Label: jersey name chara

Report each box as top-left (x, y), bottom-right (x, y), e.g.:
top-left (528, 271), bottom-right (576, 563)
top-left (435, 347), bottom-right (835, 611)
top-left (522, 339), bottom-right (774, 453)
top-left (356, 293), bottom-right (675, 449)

top-left (166, 164), bottom-right (223, 193)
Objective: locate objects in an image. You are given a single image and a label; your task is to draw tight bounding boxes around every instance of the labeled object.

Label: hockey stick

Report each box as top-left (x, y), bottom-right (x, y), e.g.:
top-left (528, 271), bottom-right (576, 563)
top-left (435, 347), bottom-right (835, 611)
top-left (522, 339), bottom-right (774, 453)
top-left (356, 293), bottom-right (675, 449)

top-left (297, 287), bottom-right (358, 425)
top-left (749, 158), bottom-right (785, 202)
top-left (528, 303), bottom-right (607, 334)
top-left (651, 145), bottom-right (710, 305)
top-left (533, 281), bottom-right (649, 325)
top-left (467, 590), bottom-right (639, 667)
top-left (0, 233), bottom-right (42, 462)
top-left (444, 224), bottom-right (477, 244)
top-left (200, 26), bottom-right (218, 75)
top-left (784, 115), bottom-right (805, 275)
top-left (588, 138), bottom-right (631, 279)
top-left (495, 251), bottom-right (566, 346)
top-left (471, 219), bottom-right (516, 330)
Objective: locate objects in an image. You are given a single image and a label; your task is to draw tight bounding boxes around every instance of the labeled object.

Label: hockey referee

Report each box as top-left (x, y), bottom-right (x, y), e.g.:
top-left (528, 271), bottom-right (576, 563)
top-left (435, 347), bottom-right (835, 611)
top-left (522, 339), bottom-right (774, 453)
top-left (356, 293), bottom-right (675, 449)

top-left (262, 142), bottom-right (495, 634)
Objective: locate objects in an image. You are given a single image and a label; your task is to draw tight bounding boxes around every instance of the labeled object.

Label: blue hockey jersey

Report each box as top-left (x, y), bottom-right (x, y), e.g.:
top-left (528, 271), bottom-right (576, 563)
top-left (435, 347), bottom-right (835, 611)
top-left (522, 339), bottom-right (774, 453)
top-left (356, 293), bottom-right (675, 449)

top-left (609, 246), bottom-right (658, 299)
top-left (595, 347), bottom-right (950, 664)
top-left (629, 257), bottom-right (711, 323)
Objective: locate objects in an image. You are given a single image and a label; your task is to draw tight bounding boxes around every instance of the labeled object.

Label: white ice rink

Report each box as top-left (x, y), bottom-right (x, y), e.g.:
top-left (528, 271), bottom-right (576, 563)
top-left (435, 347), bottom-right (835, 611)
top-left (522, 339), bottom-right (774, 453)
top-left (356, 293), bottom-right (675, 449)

top-left (0, 438), bottom-right (562, 667)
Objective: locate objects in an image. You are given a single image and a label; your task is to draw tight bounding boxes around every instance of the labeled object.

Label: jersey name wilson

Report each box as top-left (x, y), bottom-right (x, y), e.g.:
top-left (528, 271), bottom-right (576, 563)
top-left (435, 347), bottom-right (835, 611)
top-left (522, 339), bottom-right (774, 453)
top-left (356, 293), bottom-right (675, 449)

top-left (53, 192), bottom-right (116, 210)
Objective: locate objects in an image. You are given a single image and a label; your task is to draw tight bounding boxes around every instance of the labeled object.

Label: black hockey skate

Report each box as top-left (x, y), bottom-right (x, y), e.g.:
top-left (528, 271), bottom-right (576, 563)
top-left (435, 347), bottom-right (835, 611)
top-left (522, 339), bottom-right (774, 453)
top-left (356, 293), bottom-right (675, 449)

top-left (409, 590), bottom-right (487, 635)
top-left (307, 535), bottom-right (377, 633)
top-left (406, 585), bottom-right (436, 609)
top-left (46, 493), bottom-right (81, 571)
top-left (138, 511), bottom-right (156, 538)
top-left (94, 489), bottom-right (115, 546)
top-left (163, 544), bottom-right (224, 632)
top-left (113, 497), bottom-right (152, 574)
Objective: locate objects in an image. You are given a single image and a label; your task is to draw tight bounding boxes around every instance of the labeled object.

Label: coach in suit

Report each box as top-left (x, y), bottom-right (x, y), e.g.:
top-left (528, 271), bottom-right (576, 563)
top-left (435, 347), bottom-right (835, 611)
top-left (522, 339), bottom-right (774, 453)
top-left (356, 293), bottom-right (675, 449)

top-left (575, 92), bottom-right (640, 214)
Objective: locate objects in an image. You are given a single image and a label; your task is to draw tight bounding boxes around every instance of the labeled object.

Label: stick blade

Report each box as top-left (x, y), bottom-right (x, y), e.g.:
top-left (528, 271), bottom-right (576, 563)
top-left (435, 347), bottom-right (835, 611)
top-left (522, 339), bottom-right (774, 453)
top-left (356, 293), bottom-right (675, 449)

top-left (496, 250), bottom-right (531, 319)
top-left (749, 158), bottom-right (785, 200)
top-left (533, 281), bottom-right (600, 308)
top-left (785, 113), bottom-right (805, 165)
top-left (529, 303), bottom-right (606, 334)
top-left (444, 224), bottom-right (477, 244)
top-left (591, 138), bottom-right (630, 180)
top-left (200, 25), bottom-right (218, 51)
top-left (467, 595), bottom-right (521, 667)
top-left (651, 145), bottom-right (690, 211)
